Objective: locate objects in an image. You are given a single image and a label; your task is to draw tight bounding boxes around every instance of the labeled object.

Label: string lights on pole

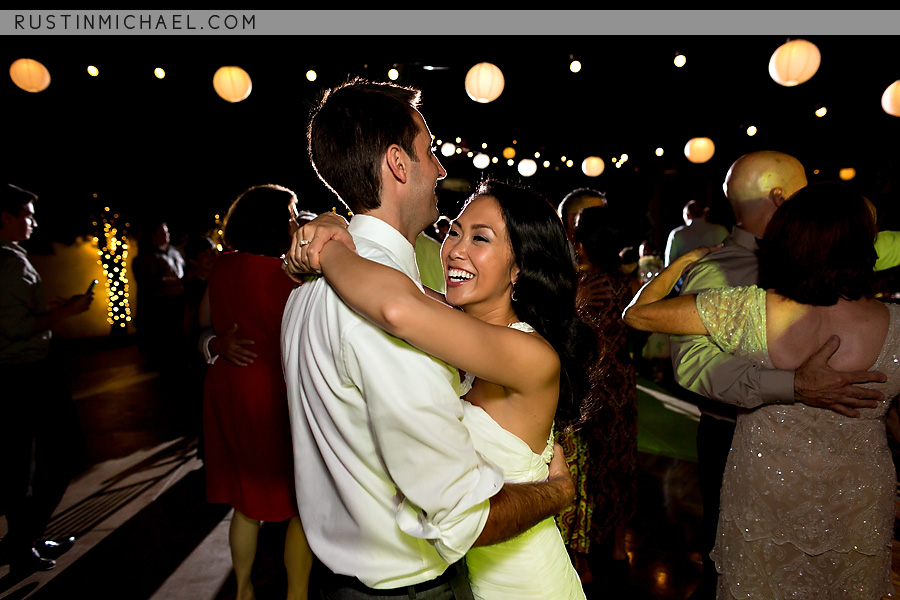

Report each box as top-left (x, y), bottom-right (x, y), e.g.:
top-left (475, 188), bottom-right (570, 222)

top-left (92, 203), bottom-right (132, 330)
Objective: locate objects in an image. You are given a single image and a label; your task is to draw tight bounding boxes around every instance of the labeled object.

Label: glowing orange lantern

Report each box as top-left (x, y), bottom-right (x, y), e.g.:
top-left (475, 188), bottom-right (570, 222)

top-left (768, 39), bottom-right (820, 87)
top-left (684, 137), bottom-right (716, 164)
top-left (465, 62), bottom-right (504, 103)
top-left (213, 66), bottom-right (252, 103)
top-left (10, 58), bottom-right (50, 92)
top-left (581, 156), bottom-right (605, 177)
top-left (882, 80), bottom-right (900, 117)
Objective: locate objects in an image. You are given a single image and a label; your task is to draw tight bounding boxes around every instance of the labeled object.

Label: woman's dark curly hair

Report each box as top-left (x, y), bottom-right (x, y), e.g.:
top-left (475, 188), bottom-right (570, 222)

top-left (758, 181), bottom-right (877, 306)
top-left (463, 178), bottom-right (596, 434)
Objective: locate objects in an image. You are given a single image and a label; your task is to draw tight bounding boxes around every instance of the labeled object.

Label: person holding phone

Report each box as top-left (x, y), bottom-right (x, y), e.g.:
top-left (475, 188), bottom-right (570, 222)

top-left (0, 183), bottom-right (94, 574)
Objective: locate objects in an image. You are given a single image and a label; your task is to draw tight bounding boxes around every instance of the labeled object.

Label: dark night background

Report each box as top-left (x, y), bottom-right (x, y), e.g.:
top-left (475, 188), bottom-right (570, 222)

top-left (4, 31), bottom-right (899, 254)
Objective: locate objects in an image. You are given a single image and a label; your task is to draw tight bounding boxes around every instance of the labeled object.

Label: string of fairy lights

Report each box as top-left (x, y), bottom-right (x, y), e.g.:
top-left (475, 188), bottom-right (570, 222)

top-left (91, 204), bottom-right (132, 329)
top-left (9, 40), bottom-right (896, 332)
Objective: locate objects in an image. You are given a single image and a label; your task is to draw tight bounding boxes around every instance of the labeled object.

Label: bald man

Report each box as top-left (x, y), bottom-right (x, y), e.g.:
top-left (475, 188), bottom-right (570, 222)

top-left (668, 150), bottom-right (885, 600)
top-left (558, 187), bottom-right (607, 246)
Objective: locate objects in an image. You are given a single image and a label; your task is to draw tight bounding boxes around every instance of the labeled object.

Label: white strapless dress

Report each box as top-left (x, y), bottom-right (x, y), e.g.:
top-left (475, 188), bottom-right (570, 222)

top-left (460, 322), bottom-right (586, 600)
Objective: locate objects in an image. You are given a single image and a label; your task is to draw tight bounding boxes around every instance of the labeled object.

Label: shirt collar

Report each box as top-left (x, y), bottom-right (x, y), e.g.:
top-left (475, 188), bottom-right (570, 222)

top-left (0, 236), bottom-right (27, 257)
top-left (730, 226), bottom-right (759, 252)
top-left (348, 214), bottom-right (420, 283)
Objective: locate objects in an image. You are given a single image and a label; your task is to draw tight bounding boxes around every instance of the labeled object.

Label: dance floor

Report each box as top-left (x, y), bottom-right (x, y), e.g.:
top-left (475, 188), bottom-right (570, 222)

top-left (0, 337), bottom-right (898, 599)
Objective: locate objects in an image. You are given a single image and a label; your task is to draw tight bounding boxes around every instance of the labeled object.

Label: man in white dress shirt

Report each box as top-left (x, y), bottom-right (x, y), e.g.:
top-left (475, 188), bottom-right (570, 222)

top-left (280, 78), bottom-right (575, 599)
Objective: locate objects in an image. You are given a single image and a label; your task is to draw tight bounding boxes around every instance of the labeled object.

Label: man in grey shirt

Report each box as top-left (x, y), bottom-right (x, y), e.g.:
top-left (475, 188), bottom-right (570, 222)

top-left (669, 150), bottom-right (886, 600)
top-left (0, 184), bottom-right (93, 574)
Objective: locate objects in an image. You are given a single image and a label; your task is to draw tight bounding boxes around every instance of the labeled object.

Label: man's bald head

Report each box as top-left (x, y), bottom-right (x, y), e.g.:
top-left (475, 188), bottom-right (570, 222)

top-left (722, 150), bottom-right (807, 237)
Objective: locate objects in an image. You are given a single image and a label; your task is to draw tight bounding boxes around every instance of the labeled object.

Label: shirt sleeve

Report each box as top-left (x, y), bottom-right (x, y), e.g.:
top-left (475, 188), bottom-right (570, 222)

top-left (0, 255), bottom-right (41, 341)
top-left (875, 230), bottom-right (900, 272)
top-left (342, 323), bottom-right (504, 564)
top-left (198, 328), bottom-right (218, 364)
top-left (664, 230), bottom-right (676, 267)
top-left (668, 260), bottom-right (794, 408)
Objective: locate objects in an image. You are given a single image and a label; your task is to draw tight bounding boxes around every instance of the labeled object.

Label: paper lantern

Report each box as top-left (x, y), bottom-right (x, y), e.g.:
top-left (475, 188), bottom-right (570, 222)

top-left (9, 58), bottom-right (50, 93)
top-left (684, 137), bottom-right (715, 164)
top-left (517, 159), bottom-right (537, 177)
top-left (213, 66), bottom-right (252, 103)
top-left (465, 62), bottom-right (504, 103)
top-left (581, 156), bottom-right (605, 177)
top-left (839, 168), bottom-right (856, 181)
top-left (473, 153), bottom-right (490, 169)
top-left (882, 80), bottom-right (900, 117)
top-left (502, 147), bottom-right (516, 159)
top-left (768, 39), bottom-right (820, 87)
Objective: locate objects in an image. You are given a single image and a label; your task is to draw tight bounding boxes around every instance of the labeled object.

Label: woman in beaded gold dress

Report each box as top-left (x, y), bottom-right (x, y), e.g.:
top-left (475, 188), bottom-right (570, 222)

top-left (623, 182), bottom-right (896, 600)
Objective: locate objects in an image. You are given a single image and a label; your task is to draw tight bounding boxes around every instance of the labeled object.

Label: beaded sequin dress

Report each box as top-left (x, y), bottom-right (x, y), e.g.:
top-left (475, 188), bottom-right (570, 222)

top-left (459, 322), bottom-right (586, 600)
top-left (697, 287), bottom-right (897, 600)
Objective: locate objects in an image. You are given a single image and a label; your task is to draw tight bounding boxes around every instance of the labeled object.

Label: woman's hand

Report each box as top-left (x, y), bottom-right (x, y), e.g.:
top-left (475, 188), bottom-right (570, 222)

top-left (283, 212), bottom-right (355, 279)
top-left (677, 243), bottom-right (723, 275)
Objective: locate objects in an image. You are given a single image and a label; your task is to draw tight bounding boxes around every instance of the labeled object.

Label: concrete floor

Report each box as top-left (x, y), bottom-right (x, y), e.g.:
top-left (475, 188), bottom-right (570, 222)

top-left (1, 336), bottom-right (898, 599)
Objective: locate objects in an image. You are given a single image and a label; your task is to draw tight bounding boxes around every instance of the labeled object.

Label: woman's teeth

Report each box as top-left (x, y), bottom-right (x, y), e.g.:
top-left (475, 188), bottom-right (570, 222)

top-left (448, 268), bottom-right (474, 281)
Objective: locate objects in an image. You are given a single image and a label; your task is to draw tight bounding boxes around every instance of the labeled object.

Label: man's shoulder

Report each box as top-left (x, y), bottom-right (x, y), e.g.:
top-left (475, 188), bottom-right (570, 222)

top-left (668, 225), bottom-right (687, 239)
top-left (0, 244), bottom-right (32, 277)
top-left (681, 242), bottom-right (756, 293)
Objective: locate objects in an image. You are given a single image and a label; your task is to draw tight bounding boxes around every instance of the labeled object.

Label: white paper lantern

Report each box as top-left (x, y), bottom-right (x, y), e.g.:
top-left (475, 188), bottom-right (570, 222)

top-left (768, 39), bottom-right (820, 87)
top-left (440, 142), bottom-right (457, 157)
top-left (684, 137), bottom-right (715, 164)
top-left (473, 153), bottom-right (491, 169)
top-left (581, 156), bottom-right (605, 177)
top-left (465, 62), bottom-right (504, 103)
top-left (882, 80), bottom-right (900, 117)
top-left (517, 158), bottom-right (537, 177)
top-left (9, 58), bottom-right (50, 93)
top-left (213, 66), bottom-right (252, 103)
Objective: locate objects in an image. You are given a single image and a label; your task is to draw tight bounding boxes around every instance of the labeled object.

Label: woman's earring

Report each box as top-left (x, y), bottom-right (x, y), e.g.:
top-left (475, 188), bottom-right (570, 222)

top-left (511, 282), bottom-right (518, 302)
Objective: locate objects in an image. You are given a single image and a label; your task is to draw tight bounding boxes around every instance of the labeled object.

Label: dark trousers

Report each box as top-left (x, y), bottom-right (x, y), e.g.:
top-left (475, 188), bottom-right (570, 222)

top-left (0, 358), bottom-right (83, 559)
top-left (695, 413), bottom-right (737, 589)
top-left (315, 559), bottom-right (474, 600)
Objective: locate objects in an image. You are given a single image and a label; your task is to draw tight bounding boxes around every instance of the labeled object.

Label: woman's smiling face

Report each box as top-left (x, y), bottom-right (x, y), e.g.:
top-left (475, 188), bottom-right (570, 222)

top-left (441, 194), bottom-right (519, 311)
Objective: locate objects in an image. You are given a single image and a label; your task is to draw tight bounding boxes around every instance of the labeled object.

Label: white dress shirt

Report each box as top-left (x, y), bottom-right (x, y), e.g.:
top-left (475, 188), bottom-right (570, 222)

top-left (281, 214), bottom-right (504, 589)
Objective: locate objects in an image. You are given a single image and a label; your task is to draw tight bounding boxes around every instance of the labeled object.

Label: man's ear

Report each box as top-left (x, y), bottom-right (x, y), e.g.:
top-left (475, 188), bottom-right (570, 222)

top-left (769, 187), bottom-right (787, 207)
top-left (385, 144), bottom-right (408, 184)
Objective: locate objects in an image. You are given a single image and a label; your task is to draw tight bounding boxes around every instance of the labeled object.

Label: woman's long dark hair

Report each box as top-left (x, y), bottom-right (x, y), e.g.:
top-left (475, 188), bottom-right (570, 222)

top-left (464, 178), bottom-right (595, 434)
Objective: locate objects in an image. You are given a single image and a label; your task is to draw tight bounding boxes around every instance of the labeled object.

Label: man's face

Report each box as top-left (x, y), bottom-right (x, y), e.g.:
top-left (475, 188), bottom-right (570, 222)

top-left (153, 224), bottom-right (170, 248)
top-left (565, 196), bottom-right (606, 241)
top-left (407, 111), bottom-right (447, 233)
top-left (2, 201), bottom-right (37, 242)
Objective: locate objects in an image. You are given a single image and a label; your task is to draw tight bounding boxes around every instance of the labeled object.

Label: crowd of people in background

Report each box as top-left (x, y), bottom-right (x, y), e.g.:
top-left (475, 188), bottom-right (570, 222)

top-left (4, 75), bottom-right (900, 600)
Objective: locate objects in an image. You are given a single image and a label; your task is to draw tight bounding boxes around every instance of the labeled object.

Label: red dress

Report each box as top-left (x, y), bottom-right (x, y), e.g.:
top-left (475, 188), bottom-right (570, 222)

top-left (203, 251), bottom-right (298, 521)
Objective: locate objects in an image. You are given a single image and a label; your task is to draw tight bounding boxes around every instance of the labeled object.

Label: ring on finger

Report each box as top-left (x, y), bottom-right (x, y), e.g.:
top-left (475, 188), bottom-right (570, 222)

top-left (299, 239), bottom-right (311, 247)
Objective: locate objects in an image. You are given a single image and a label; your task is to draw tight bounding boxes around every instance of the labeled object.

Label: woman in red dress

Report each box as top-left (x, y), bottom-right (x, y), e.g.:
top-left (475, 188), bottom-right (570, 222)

top-left (200, 184), bottom-right (312, 600)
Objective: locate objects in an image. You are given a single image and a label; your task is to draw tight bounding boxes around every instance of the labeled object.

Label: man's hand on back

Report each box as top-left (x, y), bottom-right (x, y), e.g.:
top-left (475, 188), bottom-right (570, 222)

top-left (794, 335), bottom-right (885, 417)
